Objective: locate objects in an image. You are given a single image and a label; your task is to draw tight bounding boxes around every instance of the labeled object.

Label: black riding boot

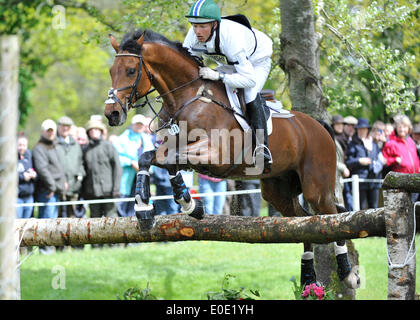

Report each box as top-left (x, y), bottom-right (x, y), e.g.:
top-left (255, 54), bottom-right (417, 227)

top-left (246, 94), bottom-right (272, 173)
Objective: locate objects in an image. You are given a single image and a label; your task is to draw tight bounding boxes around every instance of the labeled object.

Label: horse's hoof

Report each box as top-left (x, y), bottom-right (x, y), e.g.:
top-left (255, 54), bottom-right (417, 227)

top-left (188, 199), bottom-right (205, 220)
top-left (135, 205), bottom-right (156, 230)
top-left (138, 218), bottom-right (156, 230)
top-left (343, 265), bottom-right (360, 289)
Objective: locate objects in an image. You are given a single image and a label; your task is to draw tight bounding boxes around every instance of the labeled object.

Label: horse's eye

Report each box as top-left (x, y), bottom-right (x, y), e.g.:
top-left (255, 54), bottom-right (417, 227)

top-left (127, 68), bottom-right (136, 76)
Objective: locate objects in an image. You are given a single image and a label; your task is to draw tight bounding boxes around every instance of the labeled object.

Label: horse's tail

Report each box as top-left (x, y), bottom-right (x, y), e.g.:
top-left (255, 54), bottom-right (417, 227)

top-left (316, 120), bottom-right (352, 214)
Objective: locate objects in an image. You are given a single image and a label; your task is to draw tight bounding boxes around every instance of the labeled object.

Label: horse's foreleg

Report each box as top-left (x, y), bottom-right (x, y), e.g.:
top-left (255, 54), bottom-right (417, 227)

top-left (334, 240), bottom-right (360, 289)
top-left (134, 150), bottom-right (156, 229)
top-left (167, 167), bottom-right (205, 219)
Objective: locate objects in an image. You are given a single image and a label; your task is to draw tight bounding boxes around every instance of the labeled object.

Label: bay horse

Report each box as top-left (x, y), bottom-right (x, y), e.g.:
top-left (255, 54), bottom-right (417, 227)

top-left (104, 29), bottom-right (359, 289)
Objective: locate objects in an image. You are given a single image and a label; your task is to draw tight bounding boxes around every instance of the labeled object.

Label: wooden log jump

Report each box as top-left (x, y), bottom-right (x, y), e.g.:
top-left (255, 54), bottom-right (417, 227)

top-left (15, 208), bottom-right (386, 247)
top-left (382, 172), bottom-right (418, 301)
top-left (13, 172), bottom-right (419, 300)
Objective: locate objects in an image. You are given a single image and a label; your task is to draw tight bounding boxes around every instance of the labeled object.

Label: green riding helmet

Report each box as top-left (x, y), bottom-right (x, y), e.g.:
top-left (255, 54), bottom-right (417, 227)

top-left (186, 0), bottom-right (221, 23)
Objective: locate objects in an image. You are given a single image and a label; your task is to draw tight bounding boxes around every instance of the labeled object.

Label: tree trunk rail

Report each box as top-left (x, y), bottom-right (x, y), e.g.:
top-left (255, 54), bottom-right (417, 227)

top-left (16, 208), bottom-right (386, 247)
top-left (382, 172), bottom-right (420, 193)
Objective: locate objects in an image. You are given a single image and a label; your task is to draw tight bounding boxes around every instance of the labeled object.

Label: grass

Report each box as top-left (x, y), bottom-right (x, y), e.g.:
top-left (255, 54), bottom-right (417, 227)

top-left (19, 235), bottom-right (420, 300)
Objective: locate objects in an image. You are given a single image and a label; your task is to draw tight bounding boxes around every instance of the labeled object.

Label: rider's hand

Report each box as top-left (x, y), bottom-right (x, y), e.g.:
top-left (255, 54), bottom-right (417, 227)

top-left (199, 67), bottom-right (220, 81)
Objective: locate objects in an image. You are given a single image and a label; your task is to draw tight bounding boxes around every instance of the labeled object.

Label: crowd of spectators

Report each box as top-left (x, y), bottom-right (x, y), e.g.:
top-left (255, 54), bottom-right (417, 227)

top-left (332, 114), bottom-right (420, 210)
top-left (16, 111), bottom-right (420, 253)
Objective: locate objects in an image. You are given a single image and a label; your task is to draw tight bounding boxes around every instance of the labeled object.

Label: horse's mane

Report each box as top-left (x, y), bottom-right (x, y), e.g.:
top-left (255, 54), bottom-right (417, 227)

top-left (120, 29), bottom-right (203, 66)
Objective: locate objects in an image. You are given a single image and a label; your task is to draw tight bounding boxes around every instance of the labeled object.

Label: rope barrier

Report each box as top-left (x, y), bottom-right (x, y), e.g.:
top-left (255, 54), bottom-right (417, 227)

top-left (14, 177), bottom-right (388, 208)
top-left (386, 201), bottom-right (419, 270)
top-left (14, 188), bottom-right (263, 208)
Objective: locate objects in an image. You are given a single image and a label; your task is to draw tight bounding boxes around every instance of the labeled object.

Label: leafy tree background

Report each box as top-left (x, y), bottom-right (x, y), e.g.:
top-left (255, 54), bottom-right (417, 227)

top-left (0, 0), bottom-right (418, 146)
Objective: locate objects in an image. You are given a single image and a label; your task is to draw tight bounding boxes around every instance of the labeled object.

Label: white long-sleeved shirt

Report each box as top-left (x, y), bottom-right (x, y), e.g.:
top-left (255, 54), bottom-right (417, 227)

top-left (183, 18), bottom-right (273, 89)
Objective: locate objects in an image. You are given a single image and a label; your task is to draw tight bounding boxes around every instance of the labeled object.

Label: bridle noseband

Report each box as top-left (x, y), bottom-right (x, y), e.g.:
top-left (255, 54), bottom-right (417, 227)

top-left (105, 52), bottom-right (155, 117)
top-left (105, 49), bottom-right (203, 134)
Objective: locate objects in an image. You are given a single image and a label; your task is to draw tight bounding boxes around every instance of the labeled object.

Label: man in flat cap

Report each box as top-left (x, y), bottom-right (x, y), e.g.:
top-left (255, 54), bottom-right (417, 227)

top-left (56, 116), bottom-right (86, 225)
top-left (32, 119), bottom-right (66, 254)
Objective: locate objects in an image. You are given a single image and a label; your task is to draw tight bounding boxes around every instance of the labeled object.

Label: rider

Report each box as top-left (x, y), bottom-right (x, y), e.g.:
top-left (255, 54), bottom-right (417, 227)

top-left (183, 0), bottom-right (273, 173)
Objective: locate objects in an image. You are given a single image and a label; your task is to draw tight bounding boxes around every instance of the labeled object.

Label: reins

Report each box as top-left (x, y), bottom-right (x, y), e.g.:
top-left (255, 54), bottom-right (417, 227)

top-left (106, 42), bottom-right (240, 135)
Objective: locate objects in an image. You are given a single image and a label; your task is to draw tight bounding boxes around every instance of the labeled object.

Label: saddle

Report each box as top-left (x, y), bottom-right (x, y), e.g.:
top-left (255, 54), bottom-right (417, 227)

top-left (233, 88), bottom-right (294, 136)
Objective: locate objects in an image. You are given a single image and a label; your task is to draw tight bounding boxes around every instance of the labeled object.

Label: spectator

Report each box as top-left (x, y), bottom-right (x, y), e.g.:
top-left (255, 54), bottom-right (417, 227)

top-left (346, 118), bottom-right (384, 209)
top-left (382, 115), bottom-right (420, 175)
top-left (343, 116), bottom-right (358, 143)
top-left (198, 174), bottom-right (227, 215)
top-left (382, 115), bottom-right (419, 203)
top-left (17, 135), bottom-right (37, 219)
top-left (108, 134), bottom-right (119, 145)
top-left (56, 116), bottom-right (86, 219)
top-left (384, 123), bottom-right (394, 141)
top-left (332, 114), bottom-right (347, 155)
top-left (411, 123), bottom-right (420, 158)
top-left (90, 115), bottom-right (108, 140)
top-left (76, 127), bottom-right (88, 147)
top-left (231, 179), bottom-right (261, 216)
top-left (370, 120), bottom-right (387, 150)
top-left (114, 115), bottom-right (145, 217)
top-left (152, 166), bottom-right (180, 215)
top-left (341, 115), bottom-right (358, 211)
top-left (335, 136), bottom-right (350, 207)
top-left (32, 119), bottom-right (66, 219)
top-left (82, 119), bottom-right (122, 219)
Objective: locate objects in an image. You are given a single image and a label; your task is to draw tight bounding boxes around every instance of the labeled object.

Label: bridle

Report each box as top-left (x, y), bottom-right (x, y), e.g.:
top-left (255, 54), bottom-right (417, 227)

top-left (105, 38), bottom-right (236, 135)
top-left (105, 52), bottom-right (155, 117)
top-left (105, 49), bottom-right (204, 135)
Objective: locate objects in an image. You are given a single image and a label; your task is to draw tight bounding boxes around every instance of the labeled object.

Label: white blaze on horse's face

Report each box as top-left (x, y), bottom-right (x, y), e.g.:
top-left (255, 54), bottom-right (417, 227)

top-left (105, 33), bottom-right (146, 127)
top-left (104, 56), bottom-right (138, 126)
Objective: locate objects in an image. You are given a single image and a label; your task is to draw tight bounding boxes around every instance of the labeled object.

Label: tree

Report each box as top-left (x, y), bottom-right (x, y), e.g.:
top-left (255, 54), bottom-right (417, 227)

top-left (279, 0), bottom-right (359, 299)
top-left (318, 0), bottom-right (418, 121)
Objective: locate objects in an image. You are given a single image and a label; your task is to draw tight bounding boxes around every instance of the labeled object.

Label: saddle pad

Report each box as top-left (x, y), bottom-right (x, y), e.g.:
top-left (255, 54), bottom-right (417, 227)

top-left (225, 84), bottom-right (294, 136)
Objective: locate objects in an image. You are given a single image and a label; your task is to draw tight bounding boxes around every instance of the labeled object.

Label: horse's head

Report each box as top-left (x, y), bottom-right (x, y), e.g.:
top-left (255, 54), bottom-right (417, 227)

top-left (104, 32), bottom-right (153, 126)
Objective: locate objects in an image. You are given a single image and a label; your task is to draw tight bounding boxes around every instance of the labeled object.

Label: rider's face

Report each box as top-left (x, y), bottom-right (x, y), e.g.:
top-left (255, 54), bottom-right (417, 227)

top-left (192, 22), bottom-right (216, 42)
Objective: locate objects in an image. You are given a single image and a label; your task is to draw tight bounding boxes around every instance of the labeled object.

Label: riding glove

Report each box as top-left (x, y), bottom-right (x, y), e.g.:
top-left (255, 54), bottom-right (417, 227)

top-left (199, 67), bottom-right (221, 81)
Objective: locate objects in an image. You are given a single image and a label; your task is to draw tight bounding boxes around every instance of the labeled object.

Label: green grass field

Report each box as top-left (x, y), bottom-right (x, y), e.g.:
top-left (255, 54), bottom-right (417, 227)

top-left (19, 236), bottom-right (420, 300)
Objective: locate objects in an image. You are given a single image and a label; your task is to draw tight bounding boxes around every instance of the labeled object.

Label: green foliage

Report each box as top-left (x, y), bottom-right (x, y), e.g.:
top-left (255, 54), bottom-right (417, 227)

top-left (3, 0), bottom-right (418, 136)
top-left (206, 273), bottom-right (260, 300)
top-left (19, 238), bottom-right (420, 300)
top-left (117, 282), bottom-right (161, 300)
top-left (316, 0), bottom-right (418, 120)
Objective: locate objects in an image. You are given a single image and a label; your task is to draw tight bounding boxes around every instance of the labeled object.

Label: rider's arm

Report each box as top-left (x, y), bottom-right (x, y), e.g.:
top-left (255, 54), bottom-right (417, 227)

top-left (221, 49), bottom-right (256, 88)
top-left (219, 25), bottom-right (256, 89)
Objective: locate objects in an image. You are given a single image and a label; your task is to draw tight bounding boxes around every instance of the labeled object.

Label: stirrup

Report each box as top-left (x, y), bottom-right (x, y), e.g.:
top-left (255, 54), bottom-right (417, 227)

top-left (252, 144), bottom-right (273, 164)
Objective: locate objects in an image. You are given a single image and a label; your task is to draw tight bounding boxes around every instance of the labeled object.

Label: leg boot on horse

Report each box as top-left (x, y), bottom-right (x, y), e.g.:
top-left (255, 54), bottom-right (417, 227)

top-left (134, 151), bottom-right (156, 230)
top-left (168, 169), bottom-right (205, 220)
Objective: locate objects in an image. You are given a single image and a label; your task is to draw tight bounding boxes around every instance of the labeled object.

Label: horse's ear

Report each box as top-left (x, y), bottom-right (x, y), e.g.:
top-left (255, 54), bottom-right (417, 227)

top-left (136, 31), bottom-right (146, 47)
top-left (109, 34), bottom-right (120, 53)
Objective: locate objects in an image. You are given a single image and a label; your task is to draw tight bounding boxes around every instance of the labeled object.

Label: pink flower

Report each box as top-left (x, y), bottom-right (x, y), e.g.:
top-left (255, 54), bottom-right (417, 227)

top-left (301, 283), bottom-right (325, 300)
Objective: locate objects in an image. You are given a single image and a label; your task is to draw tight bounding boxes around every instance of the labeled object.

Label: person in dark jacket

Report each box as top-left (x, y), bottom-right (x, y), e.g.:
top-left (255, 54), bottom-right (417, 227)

top-left (56, 116), bottom-right (86, 219)
top-left (17, 135), bottom-right (37, 218)
top-left (346, 118), bottom-right (384, 209)
top-left (82, 119), bottom-right (122, 218)
top-left (32, 119), bottom-right (66, 219)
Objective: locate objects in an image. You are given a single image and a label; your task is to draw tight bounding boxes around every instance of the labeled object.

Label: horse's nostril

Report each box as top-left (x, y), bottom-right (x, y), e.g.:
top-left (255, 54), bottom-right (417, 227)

top-left (111, 111), bottom-right (120, 119)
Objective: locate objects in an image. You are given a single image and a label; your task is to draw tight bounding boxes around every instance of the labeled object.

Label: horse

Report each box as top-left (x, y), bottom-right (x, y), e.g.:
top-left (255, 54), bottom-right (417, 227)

top-left (103, 29), bottom-right (360, 289)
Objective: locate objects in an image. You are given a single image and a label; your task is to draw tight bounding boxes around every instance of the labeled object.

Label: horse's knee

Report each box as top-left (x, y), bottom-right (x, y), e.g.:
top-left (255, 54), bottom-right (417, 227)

top-left (138, 150), bottom-right (156, 169)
